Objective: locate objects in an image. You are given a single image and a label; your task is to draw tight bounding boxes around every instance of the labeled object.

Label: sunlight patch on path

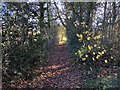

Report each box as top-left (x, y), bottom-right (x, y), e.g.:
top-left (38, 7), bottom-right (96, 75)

top-left (32, 67), bottom-right (69, 82)
top-left (56, 25), bottom-right (67, 45)
top-left (33, 64), bottom-right (65, 74)
top-left (16, 45), bottom-right (84, 88)
top-left (32, 45), bottom-right (83, 88)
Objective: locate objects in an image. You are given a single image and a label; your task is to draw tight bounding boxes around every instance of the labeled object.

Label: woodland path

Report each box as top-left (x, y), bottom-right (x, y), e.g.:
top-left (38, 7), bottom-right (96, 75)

top-left (15, 44), bottom-right (119, 89)
top-left (31, 45), bottom-right (86, 88)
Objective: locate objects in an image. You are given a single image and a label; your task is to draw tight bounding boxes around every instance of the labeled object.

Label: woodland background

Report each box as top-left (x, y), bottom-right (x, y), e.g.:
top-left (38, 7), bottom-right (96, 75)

top-left (1, 1), bottom-right (120, 89)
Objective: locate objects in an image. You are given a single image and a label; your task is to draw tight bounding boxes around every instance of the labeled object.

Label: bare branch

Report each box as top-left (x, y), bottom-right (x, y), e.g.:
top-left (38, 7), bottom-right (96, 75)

top-left (54, 2), bottom-right (66, 27)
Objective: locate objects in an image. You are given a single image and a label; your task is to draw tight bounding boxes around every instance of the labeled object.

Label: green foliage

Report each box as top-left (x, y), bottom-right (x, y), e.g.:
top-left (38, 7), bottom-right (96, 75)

top-left (86, 75), bottom-right (119, 88)
top-left (66, 21), bottom-right (79, 52)
top-left (2, 28), bottom-right (48, 82)
top-left (2, 2), bottom-right (119, 88)
top-left (75, 29), bottom-right (115, 69)
top-left (2, 2), bottom-right (52, 84)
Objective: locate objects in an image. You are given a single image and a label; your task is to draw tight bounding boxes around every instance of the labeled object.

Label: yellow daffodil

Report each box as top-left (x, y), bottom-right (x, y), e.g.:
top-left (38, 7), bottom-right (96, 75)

top-left (104, 60), bottom-right (108, 63)
top-left (96, 35), bottom-right (101, 39)
top-left (94, 35), bottom-right (101, 40)
top-left (94, 44), bottom-right (97, 47)
top-left (103, 49), bottom-right (106, 52)
top-left (82, 58), bottom-right (86, 61)
top-left (28, 31), bottom-right (32, 35)
top-left (77, 34), bottom-right (83, 40)
top-left (98, 52), bottom-right (102, 56)
top-left (10, 32), bottom-right (12, 34)
top-left (96, 55), bottom-right (100, 59)
top-left (79, 34), bottom-right (83, 40)
top-left (111, 56), bottom-right (113, 59)
top-left (92, 57), bottom-right (95, 61)
top-left (78, 39), bottom-right (82, 41)
top-left (75, 53), bottom-right (77, 55)
top-left (93, 52), bottom-right (96, 55)
top-left (101, 51), bottom-right (104, 54)
top-left (78, 50), bottom-right (81, 55)
top-left (33, 32), bottom-right (36, 36)
top-left (85, 31), bottom-right (88, 34)
top-left (76, 34), bottom-right (79, 37)
top-left (98, 46), bottom-right (101, 49)
top-left (87, 37), bottom-right (91, 40)
top-left (37, 31), bottom-right (41, 34)
top-left (88, 45), bottom-right (92, 50)
top-left (85, 55), bottom-right (88, 58)
top-left (78, 50), bottom-right (83, 57)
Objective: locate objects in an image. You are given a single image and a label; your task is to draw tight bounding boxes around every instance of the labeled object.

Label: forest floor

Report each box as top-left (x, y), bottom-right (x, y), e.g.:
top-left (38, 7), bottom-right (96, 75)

top-left (4, 44), bottom-right (118, 89)
top-left (3, 44), bottom-right (119, 89)
top-left (3, 45), bottom-right (86, 90)
top-left (16, 44), bottom-right (86, 88)
top-left (14, 44), bottom-right (119, 89)
top-left (31, 45), bottom-right (86, 88)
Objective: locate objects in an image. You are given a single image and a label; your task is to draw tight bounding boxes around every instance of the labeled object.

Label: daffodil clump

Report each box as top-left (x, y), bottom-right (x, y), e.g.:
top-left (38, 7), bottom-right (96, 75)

top-left (75, 30), bottom-right (114, 68)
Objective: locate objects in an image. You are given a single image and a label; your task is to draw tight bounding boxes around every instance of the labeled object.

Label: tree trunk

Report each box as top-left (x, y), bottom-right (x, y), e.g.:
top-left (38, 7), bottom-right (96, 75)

top-left (86, 2), bottom-right (93, 27)
top-left (103, 2), bottom-right (107, 29)
top-left (112, 2), bottom-right (116, 25)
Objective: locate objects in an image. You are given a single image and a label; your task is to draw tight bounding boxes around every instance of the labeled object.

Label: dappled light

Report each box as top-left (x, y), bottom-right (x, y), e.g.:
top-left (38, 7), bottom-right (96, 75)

top-left (33, 64), bottom-right (65, 74)
top-left (56, 26), bottom-right (67, 45)
top-left (13, 45), bottom-right (82, 88)
top-left (33, 67), bottom-right (69, 81)
top-left (2, 2), bottom-right (119, 89)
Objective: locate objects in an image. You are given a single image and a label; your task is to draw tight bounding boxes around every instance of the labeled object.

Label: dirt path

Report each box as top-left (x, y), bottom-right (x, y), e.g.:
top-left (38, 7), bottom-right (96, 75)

top-left (15, 45), bottom-right (86, 89)
top-left (30, 45), bottom-right (86, 88)
top-left (4, 44), bottom-right (119, 89)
